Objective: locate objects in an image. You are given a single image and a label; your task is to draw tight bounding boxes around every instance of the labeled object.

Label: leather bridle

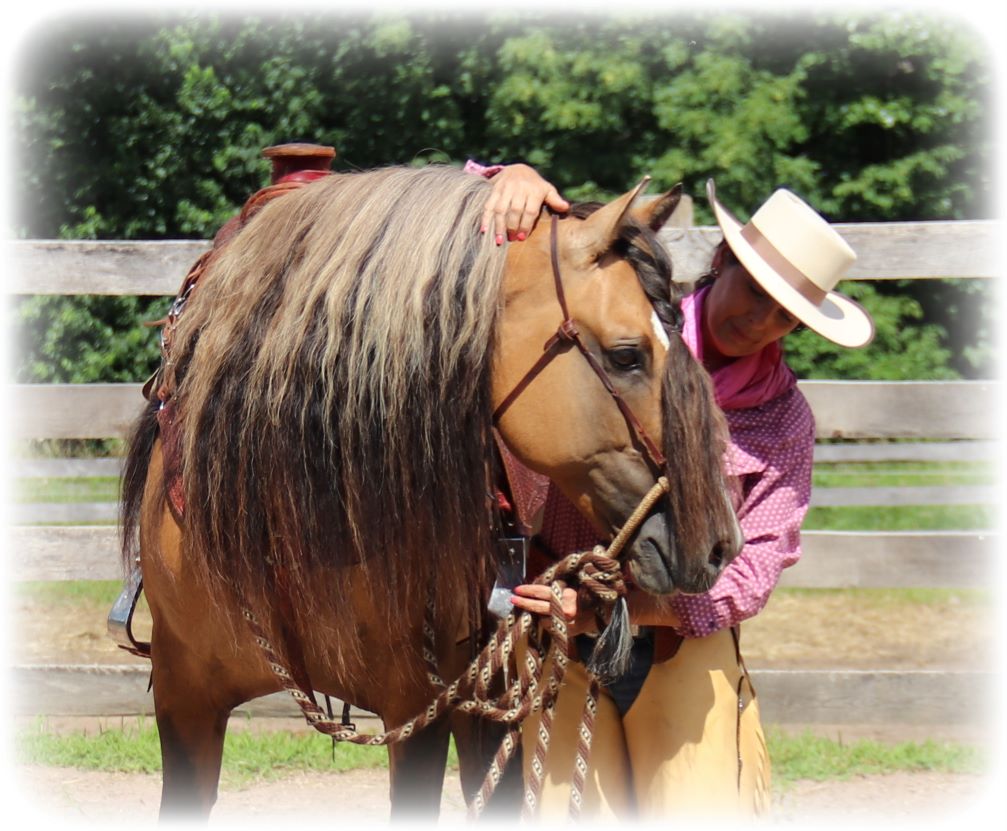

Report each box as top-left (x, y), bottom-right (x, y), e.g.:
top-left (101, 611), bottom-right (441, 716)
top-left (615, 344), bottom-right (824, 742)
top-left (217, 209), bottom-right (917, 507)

top-left (492, 214), bottom-right (667, 472)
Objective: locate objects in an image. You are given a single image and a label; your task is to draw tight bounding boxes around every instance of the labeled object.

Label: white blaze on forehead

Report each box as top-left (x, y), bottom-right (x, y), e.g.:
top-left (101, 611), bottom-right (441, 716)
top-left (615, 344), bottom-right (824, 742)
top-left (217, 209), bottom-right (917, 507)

top-left (650, 309), bottom-right (670, 350)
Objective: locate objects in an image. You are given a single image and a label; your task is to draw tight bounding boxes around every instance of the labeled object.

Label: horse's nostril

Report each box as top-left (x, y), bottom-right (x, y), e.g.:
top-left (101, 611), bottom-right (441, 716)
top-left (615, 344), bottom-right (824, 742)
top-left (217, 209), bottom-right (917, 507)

top-left (708, 542), bottom-right (727, 573)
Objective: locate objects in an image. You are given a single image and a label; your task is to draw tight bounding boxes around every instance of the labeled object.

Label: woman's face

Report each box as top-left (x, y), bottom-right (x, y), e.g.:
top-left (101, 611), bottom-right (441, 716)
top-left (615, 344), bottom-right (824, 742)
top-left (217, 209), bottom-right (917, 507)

top-left (702, 246), bottom-right (800, 361)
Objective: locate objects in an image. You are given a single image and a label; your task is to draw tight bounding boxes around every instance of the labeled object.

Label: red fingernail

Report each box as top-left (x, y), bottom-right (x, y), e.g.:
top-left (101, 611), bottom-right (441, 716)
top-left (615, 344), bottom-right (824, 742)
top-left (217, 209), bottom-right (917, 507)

top-left (516, 231), bottom-right (527, 241)
top-left (480, 225), bottom-right (487, 234)
top-left (495, 234), bottom-right (504, 246)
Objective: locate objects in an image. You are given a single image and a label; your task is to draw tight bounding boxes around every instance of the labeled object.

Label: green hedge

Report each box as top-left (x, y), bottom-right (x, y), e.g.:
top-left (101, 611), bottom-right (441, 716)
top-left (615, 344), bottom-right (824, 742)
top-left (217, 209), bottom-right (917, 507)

top-left (10, 10), bottom-right (996, 384)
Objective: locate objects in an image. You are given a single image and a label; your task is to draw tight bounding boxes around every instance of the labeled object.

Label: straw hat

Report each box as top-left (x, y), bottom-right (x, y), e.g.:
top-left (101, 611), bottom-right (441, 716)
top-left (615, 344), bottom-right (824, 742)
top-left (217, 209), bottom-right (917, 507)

top-left (706, 179), bottom-right (874, 348)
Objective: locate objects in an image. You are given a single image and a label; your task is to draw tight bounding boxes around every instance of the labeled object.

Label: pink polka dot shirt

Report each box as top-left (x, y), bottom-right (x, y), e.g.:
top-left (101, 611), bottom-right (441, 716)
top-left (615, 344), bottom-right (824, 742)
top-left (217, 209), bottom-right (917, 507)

top-left (537, 287), bottom-right (815, 639)
top-left (665, 386), bottom-right (814, 637)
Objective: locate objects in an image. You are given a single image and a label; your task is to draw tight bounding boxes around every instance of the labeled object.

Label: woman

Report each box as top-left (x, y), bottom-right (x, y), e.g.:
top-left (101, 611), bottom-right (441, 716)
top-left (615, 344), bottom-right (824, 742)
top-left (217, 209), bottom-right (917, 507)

top-left (471, 161), bottom-right (874, 817)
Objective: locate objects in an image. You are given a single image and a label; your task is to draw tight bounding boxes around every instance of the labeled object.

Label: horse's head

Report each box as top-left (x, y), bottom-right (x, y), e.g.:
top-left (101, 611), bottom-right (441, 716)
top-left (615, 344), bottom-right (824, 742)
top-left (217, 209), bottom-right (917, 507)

top-left (494, 181), bottom-right (743, 596)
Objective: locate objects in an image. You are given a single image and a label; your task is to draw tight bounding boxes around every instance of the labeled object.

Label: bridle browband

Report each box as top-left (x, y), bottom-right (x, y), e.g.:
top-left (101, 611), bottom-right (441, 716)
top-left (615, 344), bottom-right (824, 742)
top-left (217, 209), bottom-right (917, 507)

top-left (492, 214), bottom-right (668, 471)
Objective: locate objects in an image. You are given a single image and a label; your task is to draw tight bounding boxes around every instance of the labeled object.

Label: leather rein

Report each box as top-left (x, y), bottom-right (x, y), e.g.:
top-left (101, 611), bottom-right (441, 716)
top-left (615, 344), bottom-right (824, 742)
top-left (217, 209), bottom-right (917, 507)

top-left (492, 214), bottom-right (667, 472)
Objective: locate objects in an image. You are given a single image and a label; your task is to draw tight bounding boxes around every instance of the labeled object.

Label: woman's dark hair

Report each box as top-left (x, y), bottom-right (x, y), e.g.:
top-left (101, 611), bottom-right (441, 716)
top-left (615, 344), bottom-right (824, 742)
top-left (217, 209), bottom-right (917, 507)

top-left (693, 239), bottom-right (736, 290)
top-left (694, 239), bottom-right (806, 333)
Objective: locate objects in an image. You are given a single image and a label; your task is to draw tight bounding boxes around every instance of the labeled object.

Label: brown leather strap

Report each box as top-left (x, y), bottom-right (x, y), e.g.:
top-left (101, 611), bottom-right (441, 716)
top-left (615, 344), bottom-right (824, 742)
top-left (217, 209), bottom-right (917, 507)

top-left (549, 212), bottom-right (573, 320)
top-left (652, 625), bottom-right (684, 664)
top-left (491, 324), bottom-right (577, 423)
top-left (565, 331), bottom-right (667, 468)
top-left (731, 624), bottom-right (750, 791)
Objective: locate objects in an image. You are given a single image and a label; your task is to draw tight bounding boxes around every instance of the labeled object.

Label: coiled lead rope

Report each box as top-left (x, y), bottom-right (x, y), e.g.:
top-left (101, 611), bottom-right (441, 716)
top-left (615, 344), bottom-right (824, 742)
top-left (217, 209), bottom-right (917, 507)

top-left (244, 476), bottom-right (669, 818)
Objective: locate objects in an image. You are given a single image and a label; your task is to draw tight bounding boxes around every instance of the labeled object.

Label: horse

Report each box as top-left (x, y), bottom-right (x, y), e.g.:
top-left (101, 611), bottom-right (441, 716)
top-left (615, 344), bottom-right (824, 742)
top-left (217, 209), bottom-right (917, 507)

top-left (118, 164), bottom-right (741, 820)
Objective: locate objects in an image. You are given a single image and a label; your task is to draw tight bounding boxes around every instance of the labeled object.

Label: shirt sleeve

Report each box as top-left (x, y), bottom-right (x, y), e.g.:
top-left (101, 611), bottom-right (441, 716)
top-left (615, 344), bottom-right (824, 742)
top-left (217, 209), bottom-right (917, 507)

top-left (463, 159), bottom-right (504, 178)
top-left (668, 387), bottom-right (815, 638)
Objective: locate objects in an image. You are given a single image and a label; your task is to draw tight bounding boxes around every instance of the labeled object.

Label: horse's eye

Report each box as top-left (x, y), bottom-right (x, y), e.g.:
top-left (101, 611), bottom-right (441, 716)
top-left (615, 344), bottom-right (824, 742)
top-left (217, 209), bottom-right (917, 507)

top-left (607, 347), bottom-right (643, 372)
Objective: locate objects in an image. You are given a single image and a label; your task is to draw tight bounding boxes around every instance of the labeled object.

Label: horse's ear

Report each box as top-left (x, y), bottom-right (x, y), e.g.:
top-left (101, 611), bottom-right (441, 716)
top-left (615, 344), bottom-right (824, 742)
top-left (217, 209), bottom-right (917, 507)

top-left (569, 176), bottom-right (651, 260)
top-left (632, 183), bottom-right (684, 232)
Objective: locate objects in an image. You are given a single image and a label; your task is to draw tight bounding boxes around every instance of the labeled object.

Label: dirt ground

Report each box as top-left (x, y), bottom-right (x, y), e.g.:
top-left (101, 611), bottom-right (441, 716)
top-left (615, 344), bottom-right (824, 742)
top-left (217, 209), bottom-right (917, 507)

top-left (11, 587), bottom-right (1000, 825)
top-left (12, 583), bottom-right (994, 670)
top-left (11, 762), bottom-right (997, 825)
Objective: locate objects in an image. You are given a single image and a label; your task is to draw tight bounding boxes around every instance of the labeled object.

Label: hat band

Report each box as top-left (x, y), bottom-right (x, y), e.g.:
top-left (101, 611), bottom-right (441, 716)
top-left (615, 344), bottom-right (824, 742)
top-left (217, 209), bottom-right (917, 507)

top-left (739, 224), bottom-right (827, 306)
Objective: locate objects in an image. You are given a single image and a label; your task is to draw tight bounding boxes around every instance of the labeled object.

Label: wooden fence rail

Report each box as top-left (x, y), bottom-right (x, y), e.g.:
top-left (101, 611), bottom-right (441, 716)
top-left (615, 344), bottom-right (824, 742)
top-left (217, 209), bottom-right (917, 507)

top-left (9, 379), bottom-right (1000, 441)
top-left (13, 664), bottom-right (990, 728)
top-left (9, 220), bottom-right (1000, 296)
top-left (9, 526), bottom-right (996, 590)
top-left (7, 223), bottom-right (1001, 726)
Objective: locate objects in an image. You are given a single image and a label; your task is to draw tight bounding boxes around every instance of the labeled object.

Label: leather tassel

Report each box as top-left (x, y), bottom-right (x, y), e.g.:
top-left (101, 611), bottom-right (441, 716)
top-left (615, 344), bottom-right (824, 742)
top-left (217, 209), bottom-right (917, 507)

top-left (587, 596), bottom-right (632, 686)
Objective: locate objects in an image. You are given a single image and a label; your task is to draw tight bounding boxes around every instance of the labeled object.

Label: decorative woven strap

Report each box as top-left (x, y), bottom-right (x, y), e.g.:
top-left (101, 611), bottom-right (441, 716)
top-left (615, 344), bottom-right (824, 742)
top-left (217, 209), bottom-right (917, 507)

top-left (243, 544), bottom-right (625, 817)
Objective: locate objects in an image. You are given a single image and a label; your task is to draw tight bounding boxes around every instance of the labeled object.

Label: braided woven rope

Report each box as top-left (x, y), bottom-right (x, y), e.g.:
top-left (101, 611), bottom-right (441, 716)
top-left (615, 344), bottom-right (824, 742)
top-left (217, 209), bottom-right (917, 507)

top-left (244, 476), bottom-right (669, 819)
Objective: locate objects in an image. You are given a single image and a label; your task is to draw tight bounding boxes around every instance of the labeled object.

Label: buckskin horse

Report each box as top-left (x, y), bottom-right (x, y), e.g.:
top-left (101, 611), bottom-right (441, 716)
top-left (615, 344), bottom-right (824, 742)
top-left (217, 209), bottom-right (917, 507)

top-left (118, 164), bottom-right (741, 820)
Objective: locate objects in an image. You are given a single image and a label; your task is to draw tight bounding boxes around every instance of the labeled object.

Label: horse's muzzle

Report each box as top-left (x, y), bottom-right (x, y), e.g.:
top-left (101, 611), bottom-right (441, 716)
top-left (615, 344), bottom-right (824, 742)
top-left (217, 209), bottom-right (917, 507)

top-left (624, 511), bottom-right (737, 596)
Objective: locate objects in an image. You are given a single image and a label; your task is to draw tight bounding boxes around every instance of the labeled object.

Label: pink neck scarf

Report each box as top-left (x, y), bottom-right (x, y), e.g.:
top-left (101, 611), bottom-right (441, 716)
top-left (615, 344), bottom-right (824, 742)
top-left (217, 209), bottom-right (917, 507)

top-left (680, 285), bottom-right (796, 411)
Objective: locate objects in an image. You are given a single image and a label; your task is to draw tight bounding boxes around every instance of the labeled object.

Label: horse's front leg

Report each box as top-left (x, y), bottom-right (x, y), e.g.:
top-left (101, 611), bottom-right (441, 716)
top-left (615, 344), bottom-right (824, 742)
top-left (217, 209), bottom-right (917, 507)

top-left (150, 622), bottom-right (232, 820)
top-left (386, 717), bottom-right (452, 820)
top-left (450, 711), bottom-right (524, 818)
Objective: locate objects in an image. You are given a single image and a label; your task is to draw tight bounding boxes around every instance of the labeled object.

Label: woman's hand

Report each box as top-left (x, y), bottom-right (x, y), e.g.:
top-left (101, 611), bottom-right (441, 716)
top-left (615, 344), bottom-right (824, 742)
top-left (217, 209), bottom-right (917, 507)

top-left (510, 583), bottom-right (593, 635)
top-left (481, 164), bottom-right (570, 245)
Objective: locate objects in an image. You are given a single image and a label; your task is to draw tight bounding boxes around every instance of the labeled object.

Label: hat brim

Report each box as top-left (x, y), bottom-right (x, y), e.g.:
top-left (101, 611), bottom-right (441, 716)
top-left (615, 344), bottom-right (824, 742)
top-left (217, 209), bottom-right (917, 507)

top-left (708, 182), bottom-right (875, 349)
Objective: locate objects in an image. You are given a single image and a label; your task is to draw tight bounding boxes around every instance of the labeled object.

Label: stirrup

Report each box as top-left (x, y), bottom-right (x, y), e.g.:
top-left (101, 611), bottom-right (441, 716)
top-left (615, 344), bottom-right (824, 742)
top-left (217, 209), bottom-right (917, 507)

top-left (107, 562), bottom-right (152, 658)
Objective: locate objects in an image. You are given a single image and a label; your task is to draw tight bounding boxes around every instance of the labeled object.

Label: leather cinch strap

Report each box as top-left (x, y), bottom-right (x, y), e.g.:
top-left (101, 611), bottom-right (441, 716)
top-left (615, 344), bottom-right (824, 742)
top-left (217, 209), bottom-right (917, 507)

top-left (493, 215), bottom-right (666, 471)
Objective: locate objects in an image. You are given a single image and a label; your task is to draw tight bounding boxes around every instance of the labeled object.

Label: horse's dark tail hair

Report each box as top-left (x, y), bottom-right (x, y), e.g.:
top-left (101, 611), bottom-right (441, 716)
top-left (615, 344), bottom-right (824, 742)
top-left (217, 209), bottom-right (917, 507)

top-left (119, 397), bottom-right (161, 574)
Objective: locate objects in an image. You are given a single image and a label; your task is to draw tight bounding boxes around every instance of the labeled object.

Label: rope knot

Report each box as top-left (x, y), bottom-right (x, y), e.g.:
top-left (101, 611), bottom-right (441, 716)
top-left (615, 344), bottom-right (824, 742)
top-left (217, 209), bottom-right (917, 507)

top-left (575, 546), bottom-right (626, 611)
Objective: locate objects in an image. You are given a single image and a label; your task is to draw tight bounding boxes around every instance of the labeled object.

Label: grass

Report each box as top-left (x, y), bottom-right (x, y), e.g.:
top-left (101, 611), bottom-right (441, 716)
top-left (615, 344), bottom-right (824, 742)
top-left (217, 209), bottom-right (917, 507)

top-left (774, 586), bottom-right (991, 608)
top-left (13, 476), bottom-right (120, 503)
top-left (812, 461), bottom-right (996, 488)
top-left (14, 580), bottom-right (993, 611)
top-left (15, 719), bottom-right (983, 791)
top-left (767, 728), bottom-right (985, 788)
top-left (16, 718), bottom-right (457, 788)
top-left (805, 459), bottom-right (997, 531)
top-left (12, 461), bottom-right (991, 796)
top-left (803, 504), bottom-right (996, 531)
top-left (13, 580), bottom-right (124, 606)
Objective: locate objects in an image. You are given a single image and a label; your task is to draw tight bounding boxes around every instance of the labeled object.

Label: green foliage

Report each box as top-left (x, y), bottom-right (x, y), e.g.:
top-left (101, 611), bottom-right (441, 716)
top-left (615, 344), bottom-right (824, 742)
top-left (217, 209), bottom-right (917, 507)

top-left (10, 10), bottom-right (994, 384)
top-left (13, 295), bottom-right (163, 383)
top-left (782, 281), bottom-right (958, 380)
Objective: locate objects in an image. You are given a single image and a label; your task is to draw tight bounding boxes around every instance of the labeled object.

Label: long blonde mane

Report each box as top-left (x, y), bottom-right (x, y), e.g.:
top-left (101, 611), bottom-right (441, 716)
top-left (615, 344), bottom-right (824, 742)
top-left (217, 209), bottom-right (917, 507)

top-left (166, 166), bottom-right (507, 657)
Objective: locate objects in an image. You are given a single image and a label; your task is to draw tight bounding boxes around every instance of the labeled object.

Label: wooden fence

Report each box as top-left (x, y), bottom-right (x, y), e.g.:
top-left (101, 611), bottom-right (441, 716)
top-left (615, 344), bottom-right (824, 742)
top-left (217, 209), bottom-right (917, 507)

top-left (8, 218), bottom-right (1002, 727)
